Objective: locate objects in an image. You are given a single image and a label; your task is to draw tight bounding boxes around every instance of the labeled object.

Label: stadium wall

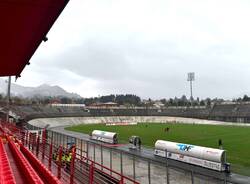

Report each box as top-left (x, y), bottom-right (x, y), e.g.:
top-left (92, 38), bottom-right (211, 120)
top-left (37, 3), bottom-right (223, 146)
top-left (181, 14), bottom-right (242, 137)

top-left (28, 116), bottom-right (250, 129)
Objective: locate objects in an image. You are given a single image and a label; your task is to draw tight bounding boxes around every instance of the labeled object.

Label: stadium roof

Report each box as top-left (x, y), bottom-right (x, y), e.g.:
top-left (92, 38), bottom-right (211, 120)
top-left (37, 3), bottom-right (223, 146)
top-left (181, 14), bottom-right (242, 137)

top-left (0, 0), bottom-right (70, 77)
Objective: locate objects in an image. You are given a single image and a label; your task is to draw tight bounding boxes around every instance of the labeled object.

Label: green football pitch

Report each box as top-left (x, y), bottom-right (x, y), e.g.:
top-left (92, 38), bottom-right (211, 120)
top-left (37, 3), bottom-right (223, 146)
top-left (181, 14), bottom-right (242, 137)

top-left (66, 123), bottom-right (250, 176)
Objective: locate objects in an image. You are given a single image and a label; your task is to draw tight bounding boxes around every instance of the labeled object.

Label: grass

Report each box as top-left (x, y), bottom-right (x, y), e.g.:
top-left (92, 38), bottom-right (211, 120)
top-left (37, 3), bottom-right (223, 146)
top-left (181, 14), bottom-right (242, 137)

top-left (66, 123), bottom-right (250, 176)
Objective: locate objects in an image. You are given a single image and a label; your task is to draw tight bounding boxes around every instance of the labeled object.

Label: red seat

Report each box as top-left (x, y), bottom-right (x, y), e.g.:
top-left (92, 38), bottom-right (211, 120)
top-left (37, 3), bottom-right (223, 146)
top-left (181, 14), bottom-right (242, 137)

top-left (7, 136), bottom-right (44, 184)
top-left (20, 144), bottom-right (61, 184)
top-left (0, 138), bottom-right (16, 184)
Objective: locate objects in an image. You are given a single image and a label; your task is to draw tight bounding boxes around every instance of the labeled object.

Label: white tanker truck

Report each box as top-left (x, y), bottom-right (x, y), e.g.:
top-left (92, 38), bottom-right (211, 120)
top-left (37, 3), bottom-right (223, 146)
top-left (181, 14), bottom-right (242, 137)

top-left (91, 130), bottom-right (118, 144)
top-left (154, 140), bottom-right (230, 172)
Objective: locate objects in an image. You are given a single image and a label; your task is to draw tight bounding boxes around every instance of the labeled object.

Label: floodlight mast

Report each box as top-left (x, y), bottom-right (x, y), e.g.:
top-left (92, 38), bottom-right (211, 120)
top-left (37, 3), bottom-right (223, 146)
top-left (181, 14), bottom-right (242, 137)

top-left (6, 76), bottom-right (11, 122)
top-left (187, 72), bottom-right (195, 105)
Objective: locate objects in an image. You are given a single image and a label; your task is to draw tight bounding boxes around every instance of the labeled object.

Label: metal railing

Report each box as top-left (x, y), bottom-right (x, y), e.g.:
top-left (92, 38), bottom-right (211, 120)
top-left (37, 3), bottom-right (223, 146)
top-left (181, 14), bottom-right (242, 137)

top-left (1, 122), bottom-right (139, 184)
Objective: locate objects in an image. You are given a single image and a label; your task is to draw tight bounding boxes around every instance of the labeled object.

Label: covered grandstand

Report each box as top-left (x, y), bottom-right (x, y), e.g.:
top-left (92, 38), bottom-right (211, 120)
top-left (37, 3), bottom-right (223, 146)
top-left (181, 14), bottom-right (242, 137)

top-left (0, 1), bottom-right (138, 183)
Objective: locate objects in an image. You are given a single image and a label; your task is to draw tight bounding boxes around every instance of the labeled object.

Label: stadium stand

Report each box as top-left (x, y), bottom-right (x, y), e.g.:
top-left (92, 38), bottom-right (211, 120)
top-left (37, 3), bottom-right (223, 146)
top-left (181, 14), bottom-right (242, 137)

top-left (3, 103), bottom-right (250, 124)
top-left (209, 104), bottom-right (237, 119)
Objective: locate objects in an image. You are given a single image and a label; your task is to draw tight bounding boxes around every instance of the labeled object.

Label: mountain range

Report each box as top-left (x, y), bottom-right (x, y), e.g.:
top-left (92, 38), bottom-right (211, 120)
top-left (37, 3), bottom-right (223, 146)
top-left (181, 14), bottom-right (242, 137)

top-left (0, 79), bottom-right (81, 98)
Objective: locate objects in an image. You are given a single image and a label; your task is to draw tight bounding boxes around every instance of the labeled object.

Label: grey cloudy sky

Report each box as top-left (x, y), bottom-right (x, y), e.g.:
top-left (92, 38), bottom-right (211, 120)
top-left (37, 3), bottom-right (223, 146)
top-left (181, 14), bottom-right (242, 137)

top-left (14, 0), bottom-right (250, 99)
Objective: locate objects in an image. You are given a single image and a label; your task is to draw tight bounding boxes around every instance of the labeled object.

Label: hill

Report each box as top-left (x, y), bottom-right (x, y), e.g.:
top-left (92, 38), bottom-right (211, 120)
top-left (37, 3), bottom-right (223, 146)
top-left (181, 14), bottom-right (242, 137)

top-left (0, 79), bottom-right (81, 98)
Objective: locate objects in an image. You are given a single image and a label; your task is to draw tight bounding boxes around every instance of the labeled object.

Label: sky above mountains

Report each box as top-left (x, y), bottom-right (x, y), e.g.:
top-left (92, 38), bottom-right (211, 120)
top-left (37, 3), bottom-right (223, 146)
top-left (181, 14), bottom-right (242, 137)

top-left (0, 79), bottom-right (80, 98)
top-left (8, 0), bottom-right (250, 99)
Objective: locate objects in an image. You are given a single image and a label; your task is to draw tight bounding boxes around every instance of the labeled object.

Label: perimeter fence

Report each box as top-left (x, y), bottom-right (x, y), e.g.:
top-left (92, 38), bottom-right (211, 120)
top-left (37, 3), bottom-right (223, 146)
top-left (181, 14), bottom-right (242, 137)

top-left (24, 123), bottom-right (240, 184)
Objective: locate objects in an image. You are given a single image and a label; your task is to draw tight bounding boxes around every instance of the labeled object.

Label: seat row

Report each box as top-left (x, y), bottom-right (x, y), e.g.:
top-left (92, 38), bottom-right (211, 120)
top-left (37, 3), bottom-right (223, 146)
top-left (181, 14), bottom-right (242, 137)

top-left (20, 143), bottom-right (61, 184)
top-left (0, 138), bottom-right (16, 184)
top-left (6, 136), bottom-right (44, 184)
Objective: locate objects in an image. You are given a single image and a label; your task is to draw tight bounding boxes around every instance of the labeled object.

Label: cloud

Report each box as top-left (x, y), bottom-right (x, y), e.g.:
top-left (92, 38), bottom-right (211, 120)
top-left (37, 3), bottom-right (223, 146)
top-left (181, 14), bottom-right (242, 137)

top-left (14, 0), bottom-right (250, 99)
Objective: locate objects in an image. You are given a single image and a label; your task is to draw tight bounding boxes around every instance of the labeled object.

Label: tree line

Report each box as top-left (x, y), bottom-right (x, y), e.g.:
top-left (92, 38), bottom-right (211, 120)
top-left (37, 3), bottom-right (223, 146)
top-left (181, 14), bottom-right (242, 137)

top-left (84, 94), bottom-right (141, 106)
top-left (1, 93), bottom-right (250, 107)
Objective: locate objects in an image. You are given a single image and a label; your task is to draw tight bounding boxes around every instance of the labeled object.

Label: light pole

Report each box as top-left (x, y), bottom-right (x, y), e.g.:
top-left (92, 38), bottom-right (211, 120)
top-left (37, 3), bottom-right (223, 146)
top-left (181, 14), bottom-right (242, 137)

top-left (187, 72), bottom-right (195, 105)
top-left (6, 76), bottom-right (11, 122)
